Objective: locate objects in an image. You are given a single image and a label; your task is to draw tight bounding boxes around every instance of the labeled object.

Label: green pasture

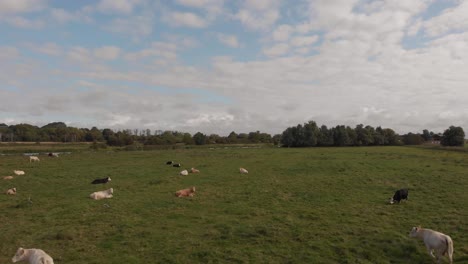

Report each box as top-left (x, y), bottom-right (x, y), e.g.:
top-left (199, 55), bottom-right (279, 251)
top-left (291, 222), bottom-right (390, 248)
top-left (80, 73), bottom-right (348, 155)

top-left (0, 146), bottom-right (467, 263)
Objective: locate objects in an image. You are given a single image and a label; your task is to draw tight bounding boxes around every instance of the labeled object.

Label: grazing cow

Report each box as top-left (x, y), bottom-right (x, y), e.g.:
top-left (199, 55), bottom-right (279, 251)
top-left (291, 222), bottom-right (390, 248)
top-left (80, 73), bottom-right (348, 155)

top-left (239, 167), bottom-right (248, 174)
top-left (29, 156), bottom-right (40, 163)
top-left (91, 177), bottom-right (112, 184)
top-left (190, 167), bottom-right (200, 173)
top-left (166, 161), bottom-right (173, 165)
top-left (48, 152), bottom-right (59, 158)
top-left (12, 247), bottom-right (54, 264)
top-left (89, 188), bottom-right (113, 200)
top-left (173, 163), bottom-right (181, 167)
top-left (175, 186), bottom-right (196, 197)
top-left (180, 170), bottom-right (189, 176)
top-left (6, 187), bottom-right (17, 195)
top-left (3, 176), bottom-right (14, 180)
top-left (14, 170), bottom-right (25, 176)
top-left (409, 226), bottom-right (453, 264)
top-left (389, 188), bottom-right (408, 204)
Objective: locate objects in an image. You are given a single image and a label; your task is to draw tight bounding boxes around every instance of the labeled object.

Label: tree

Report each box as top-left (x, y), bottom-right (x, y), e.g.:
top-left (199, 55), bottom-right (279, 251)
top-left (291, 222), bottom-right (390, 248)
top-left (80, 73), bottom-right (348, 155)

top-left (193, 132), bottom-right (207, 145)
top-left (422, 129), bottom-right (431, 141)
top-left (441, 126), bottom-right (465, 146)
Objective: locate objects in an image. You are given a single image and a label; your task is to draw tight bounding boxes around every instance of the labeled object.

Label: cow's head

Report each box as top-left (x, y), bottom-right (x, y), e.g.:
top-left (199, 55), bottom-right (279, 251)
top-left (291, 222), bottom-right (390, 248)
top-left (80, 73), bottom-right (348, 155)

top-left (12, 247), bottom-right (25, 262)
top-left (409, 226), bottom-right (421, 237)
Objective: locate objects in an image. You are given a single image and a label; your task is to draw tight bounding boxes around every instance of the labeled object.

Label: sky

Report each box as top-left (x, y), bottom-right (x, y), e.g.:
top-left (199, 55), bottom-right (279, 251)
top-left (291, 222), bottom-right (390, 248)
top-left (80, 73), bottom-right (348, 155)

top-left (1, 0), bottom-right (468, 136)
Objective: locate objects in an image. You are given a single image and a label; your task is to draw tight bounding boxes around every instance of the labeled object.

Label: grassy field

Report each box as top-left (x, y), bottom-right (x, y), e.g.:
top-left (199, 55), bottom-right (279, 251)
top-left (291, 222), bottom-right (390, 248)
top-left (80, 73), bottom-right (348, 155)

top-left (0, 146), bottom-right (467, 263)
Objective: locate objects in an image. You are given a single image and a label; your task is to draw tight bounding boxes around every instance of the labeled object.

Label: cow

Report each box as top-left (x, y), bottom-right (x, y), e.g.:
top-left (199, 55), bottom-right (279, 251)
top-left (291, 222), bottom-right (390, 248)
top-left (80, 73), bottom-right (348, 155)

top-left (409, 226), bottom-right (453, 264)
top-left (3, 176), bottom-right (14, 180)
top-left (6, 187), bottom-right (17, 195)
top-left (12, 247), bottom-right (54, 264)
top-left (175, 186), bottom-right (196, 197)
top-left (173, 163), bottom-right (181, 167)
top-left (14, 170), bottom-right (25, 175)
top-left (48, 152), bottom-right (59, 158)
top-left (239, 167), bottom-right (249, 174)
top-left (190, 168), bottom-right (200, 173)
top-left (166, 161), bottom-right (173, 165)
top-left (29, 156), bottom-right (40, 162)
top-left (180, 170), bottom-right (189, 176)
top-left (90, 188), bottom-right (113, 200)
top-left (91, 177), bottom-right (112, 184)
top-left (389, 188), bottom-right (408, 204)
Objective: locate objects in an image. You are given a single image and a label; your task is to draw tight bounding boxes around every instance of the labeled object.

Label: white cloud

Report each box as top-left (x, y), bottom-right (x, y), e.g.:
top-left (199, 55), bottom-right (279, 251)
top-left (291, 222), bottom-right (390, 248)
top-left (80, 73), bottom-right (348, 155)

top-left (29, 42), bottom-right (62, 56)
top-left (175, 0), bottom-right (224, 17)
top-left (0, 0), bottom-right (47, 14)
top-left (217, 33), bottom-right (240, 48)
top-left (235, 0), bottom-right (280, 31)
top-left (94, 46), bottom-right (121, 60)
top-left (272, 24), bottom-right (293, 42)
top-left (96, 0), bottom-right (143, 14)
top-left (103, 13), bottom-right (153, 39)
top-left (262, 43), bottom-right (289, 57)
top-left (290, 35), bottom-right (319, 47)
top-left (0, 46), bottom-right (19, 59)
top-left (2, 16), bottom-right (45, 29)
top-left (67, 47), bottom-right (92, 63)
top-left (163, 11), bottom-right (208, 28)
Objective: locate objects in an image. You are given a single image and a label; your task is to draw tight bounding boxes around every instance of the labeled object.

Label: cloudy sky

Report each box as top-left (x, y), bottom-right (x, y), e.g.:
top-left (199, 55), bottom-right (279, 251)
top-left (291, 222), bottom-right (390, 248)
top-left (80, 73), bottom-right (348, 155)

top-left (1, 0), bottom-right (467, 135)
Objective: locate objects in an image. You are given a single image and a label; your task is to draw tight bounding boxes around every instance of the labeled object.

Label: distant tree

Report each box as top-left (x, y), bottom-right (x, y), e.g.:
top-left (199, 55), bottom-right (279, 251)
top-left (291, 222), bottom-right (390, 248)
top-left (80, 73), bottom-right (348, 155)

top-left (41, 122), bottom-right (67, 129)
top-left (193, 132), bottom-right (207, 145)
top-left (441, 126), bottom-right (465, 146)
top-left (227, 131), bottom-right (238, 143)
top-left (422, 129), bottom-right (432, 141)
top-left (333, 125), bottom-right (349, 146)
top-left (318, 125), bottom-right (333, 146)
top-left (402, 133), bottom-right (424, 145)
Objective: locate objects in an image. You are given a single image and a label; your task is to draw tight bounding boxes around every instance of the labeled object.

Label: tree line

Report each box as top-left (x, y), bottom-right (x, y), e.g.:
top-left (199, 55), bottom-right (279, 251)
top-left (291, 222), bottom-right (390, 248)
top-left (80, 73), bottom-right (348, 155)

top-left (0, 121), bottom-right (464, 147)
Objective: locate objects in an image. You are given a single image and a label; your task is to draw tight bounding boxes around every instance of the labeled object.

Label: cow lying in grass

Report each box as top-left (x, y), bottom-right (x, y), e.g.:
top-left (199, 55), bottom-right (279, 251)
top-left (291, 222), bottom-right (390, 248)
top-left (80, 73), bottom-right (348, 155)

top-left (6, 187), bottom-right (16, 195)
top-left (91, 177), bottom-right (111, 184)
top-left (175, 186), bottom-right (196, 197)
top-left (14, 170), bottom-right (25, 175)
top-left (389, 188), bottom-right (408, 204)
top-left (12, 247), bottom-right (54, 264)
top-left (3, 176), bottom-right (14, 180)
top-left (190, 168), bottom-right (200, 173)
top-left (180, 170), bottom-right (188, 176)
top-left (409, 226), bottom-right (453, 264)
top-left (90, 188), bottom-right (113, 200)
top-left (239, 167), bottom-right (248, 174)
top-left (29, 156), bottom-right (40, 162)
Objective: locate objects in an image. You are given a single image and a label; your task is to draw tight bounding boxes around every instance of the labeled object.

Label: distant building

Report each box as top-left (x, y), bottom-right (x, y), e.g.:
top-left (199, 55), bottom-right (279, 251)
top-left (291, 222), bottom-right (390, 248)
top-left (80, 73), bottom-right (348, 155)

top-left (431, 134), bottom-right (442, 144)
top-left (0, 123), bottom-right (7, 128)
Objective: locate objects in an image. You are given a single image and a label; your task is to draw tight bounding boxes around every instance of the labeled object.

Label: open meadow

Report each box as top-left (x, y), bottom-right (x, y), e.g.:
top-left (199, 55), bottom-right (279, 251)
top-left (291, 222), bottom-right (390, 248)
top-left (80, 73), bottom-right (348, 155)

top-left (1, 146), bottom-right (467, 263)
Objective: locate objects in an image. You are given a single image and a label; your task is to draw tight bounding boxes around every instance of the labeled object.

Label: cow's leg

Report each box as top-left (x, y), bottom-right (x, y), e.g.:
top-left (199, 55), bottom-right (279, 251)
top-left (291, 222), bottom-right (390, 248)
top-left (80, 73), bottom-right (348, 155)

top-left (426, 246), bottom-right (436, 259)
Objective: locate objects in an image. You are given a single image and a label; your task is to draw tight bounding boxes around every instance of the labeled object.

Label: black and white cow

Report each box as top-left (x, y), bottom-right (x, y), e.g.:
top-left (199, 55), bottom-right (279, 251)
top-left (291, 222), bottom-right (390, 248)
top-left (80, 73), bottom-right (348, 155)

top-left (91, 177), bottom-right (112, 184)
top-left (389, 188), bottom-right (408, 204)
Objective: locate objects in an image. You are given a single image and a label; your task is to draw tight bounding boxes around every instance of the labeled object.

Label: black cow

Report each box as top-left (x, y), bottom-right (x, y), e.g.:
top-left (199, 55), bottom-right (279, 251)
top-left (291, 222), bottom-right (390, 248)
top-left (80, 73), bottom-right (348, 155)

top-left (166, 161), bottom-right (173, 165)
top-left (91, 177), bottom-right (112, 184)
top-left (389, 188), bottom-right (408, 204)
top-left (172, 163), bottom-right (181, 167)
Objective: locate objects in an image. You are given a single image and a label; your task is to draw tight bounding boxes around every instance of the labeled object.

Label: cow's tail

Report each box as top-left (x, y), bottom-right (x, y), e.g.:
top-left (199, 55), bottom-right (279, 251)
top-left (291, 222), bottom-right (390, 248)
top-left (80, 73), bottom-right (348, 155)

top-left (445, 236), bottom-right (454, 263)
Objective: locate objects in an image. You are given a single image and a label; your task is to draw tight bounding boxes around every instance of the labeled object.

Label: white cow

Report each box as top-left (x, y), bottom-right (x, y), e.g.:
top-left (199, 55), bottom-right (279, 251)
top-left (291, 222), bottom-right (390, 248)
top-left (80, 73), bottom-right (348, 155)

top-left (14, 170), bottom-right (25, 175)
top-left (90, 188), bottom-right (113, 200)
top-left (190, 168), bottom-right (200, 173)
top-left (180, 170), bottom-right (189, 176)
top-left (3, 176), bottom-right (14, 180)
top-left (6, 187), bottom-right (17, 195)
top-left (29, 156), bottom-right (40, 163)
top-left (12, 247), bottom-right (54, 264)
top-left (409, 226), bottom-right (453, 264)
top-left (239, 167), bottom-right (248, 174)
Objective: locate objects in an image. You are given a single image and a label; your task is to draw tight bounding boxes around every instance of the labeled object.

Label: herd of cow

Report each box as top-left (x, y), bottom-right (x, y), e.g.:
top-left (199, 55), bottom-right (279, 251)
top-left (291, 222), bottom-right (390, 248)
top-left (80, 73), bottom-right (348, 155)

top-left (2, 154), bottom-right (455, 263)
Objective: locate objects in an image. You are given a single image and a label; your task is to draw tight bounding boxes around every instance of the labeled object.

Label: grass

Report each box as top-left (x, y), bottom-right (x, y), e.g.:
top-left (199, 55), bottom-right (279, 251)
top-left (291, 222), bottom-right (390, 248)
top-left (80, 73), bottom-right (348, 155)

top-left (0, 146), bottom-right (467, 263)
